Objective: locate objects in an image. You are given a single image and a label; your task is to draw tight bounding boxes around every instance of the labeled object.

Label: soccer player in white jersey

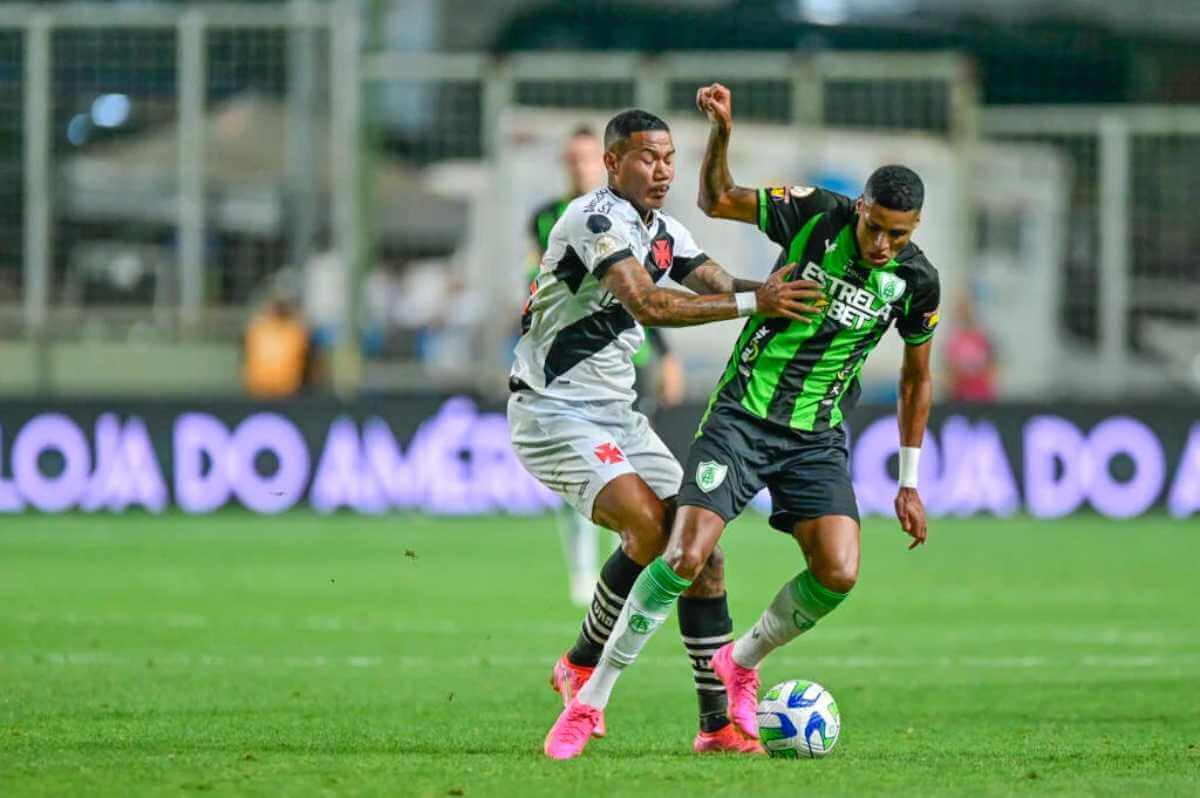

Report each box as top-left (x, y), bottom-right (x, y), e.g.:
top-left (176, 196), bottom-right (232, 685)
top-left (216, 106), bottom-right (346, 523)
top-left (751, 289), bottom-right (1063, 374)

top-left (510, 109), bottom-right (822, 757)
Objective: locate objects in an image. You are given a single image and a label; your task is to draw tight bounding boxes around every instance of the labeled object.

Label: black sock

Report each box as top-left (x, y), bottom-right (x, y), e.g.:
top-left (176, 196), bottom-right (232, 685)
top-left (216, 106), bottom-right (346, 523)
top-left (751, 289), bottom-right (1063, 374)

top-left (678, 594), bottom-right (733, 733)
top-left (567, 547), bottom-right (643, 667)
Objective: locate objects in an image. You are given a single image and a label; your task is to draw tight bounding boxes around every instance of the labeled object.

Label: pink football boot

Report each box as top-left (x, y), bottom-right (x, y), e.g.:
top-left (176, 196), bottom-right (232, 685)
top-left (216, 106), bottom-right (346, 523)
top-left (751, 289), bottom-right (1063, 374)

top-left (544, 699), bottom-right (603, 760)
top-left (711, 642), bottom-right (761, 739)
top-left (551, 654), bottom-right (606, 737)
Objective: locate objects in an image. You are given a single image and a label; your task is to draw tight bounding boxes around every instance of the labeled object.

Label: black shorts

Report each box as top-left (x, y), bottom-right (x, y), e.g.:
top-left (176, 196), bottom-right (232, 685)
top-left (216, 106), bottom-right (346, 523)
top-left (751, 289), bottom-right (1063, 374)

top-left (678, 403), bottom-right (859, 533)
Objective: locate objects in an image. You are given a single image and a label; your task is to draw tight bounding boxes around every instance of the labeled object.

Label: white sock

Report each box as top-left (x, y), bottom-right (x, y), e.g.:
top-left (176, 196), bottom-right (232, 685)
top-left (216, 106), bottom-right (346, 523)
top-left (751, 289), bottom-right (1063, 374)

top-left (576, 558), bottom-right (691, 709)
top-left (577, 658), bottom-right (622, 708)
top-left (575, 597), bottom-right (658, 710)
top-left (731, 570), bottom-right (848, 669)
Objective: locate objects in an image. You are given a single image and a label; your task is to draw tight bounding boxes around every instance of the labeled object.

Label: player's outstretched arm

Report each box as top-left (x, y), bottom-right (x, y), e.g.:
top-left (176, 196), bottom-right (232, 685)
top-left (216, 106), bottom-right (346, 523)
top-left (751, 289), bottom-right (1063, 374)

top-left (695, 83), bottom-right (757, 224)
top-left (895, 340), bottom-right (933, 549)
top-left (601, 257), bottom-right (820, 328)
top-left (679, 259), bottom-right (761, 295)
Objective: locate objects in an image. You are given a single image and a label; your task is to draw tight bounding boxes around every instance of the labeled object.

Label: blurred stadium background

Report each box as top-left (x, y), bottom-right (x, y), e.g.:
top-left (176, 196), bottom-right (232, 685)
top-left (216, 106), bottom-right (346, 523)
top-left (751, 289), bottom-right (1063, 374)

top-left (1, 2), bottom-right (1199, 794)
top-left (0, 0), bottom-right (1197, 518)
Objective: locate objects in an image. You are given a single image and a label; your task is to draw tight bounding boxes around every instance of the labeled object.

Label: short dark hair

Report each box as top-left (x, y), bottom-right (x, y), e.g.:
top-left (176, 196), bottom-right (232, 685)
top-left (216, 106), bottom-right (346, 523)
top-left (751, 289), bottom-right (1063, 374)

top-left (863, 165), bottom-right (924, 212)
top-left (569, 124), bottom-right (597, 140)
top-left (603, 109), bottom-right (669, 151)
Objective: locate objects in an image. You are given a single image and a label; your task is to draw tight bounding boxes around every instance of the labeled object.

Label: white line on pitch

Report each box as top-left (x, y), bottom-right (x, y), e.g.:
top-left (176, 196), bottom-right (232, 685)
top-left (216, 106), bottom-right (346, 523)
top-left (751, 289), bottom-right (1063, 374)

top-left (3, 652), bottom-right (1197, 670)
top-left (5, 613), bottom-right (1189, 648)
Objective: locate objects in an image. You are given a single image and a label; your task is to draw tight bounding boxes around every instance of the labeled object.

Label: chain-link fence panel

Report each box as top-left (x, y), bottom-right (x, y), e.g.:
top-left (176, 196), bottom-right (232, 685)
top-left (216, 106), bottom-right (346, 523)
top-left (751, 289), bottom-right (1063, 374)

top-left (377, 79), bottom-right (482, 164)
top-left (206, 25), bottom-right (291, 309)
top-left (0, 29), bottom-right (23, 316)
top-left (990, 132), bottom-right (1102, 346)
top-left (667, 78), bottom-right (791, 123)
top-left (984, 106), bottom-right (1200, 396)
top-left (515, 79), bottom-right (634, 110)
top-left (823, 78), bottom-right (952, 134)
top-left (50, 26), bottom-right (177, 336)
top-left (1131, 134), bottom-right (1200, 320)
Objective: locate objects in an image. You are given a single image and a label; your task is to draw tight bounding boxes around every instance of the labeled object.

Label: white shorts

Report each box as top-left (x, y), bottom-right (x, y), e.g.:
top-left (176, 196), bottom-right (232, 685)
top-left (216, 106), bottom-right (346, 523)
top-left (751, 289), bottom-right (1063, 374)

top-left (507, 391), bottom-right (683, 521)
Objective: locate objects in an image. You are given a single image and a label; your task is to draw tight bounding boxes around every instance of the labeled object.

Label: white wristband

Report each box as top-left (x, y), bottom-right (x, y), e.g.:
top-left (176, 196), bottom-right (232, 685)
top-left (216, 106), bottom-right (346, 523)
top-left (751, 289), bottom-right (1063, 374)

top-left (898, 446), bottom-right (920, 489)
top-left (735, 291), bottom-right (757, 317)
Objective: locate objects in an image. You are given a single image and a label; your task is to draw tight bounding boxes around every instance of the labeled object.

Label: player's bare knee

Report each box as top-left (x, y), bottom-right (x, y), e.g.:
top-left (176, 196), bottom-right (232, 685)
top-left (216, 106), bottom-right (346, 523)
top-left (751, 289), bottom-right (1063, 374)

top-left (618, 507), bottom-right (669, 563)
top-left (663, 542), bottom-right (707, 582)
top-left (620, 536), bottom-right (660, 565)
top-left (812, 558), bottom-right (858, 594)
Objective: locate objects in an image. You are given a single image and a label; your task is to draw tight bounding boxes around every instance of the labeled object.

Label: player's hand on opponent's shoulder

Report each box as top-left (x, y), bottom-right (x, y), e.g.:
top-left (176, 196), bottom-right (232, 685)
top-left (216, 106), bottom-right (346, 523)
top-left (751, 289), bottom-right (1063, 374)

top-left (755, 263), bottom-right (823, 322)
top-left (894, 487), bottom-right (928, 550)
top-left (696, 82), bottom-right (733, 132)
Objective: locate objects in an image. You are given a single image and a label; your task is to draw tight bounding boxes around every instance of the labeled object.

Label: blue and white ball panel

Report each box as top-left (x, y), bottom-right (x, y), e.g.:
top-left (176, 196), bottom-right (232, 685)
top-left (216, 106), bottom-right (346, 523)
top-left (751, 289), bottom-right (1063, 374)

top-left (757, 679), bottom-right (841, 758)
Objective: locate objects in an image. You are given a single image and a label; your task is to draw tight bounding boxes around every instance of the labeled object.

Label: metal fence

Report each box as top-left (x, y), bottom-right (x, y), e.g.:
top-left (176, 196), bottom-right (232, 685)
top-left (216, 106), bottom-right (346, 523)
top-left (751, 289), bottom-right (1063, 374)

top-left (0, 1), bottom-right (337, 344)
top-left (370, 50), bottom-right (979, 393)
top-left (982, 106), bottom-right (1200, 392)
top-left (0, 5), bottom-right (982, 395)
top-left (12, 4), bottom-right (1196, 399)
top-left (368, 50), bottom-right (977, 161)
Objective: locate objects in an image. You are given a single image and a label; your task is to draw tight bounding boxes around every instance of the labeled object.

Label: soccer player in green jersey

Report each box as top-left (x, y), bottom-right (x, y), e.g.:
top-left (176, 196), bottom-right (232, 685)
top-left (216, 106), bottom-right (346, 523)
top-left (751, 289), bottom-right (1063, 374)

top-left (527, 126), bottom-right (607, 259)
top-left (543, 83), bottom-right (938, 757)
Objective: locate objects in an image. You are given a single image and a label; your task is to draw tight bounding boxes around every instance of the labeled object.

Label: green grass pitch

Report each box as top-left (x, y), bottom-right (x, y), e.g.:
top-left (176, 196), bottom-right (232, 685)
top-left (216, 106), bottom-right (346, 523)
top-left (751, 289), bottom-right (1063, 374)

top-left (2, 511), bottom-right (1199, 796)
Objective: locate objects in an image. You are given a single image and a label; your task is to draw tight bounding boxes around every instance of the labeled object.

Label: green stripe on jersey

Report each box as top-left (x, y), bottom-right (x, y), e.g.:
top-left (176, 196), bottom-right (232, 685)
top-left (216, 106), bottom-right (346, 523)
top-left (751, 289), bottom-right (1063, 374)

top-left (741, 316), bottom-right (822, 419)
top-left (720, 214), bottom-right (910, 432)
top-left (696, 317), bottom-right (764, 437)
top-left (738, 213), bottom-right (826, 419)
top-left (788, 329), bottom-right (857, 429)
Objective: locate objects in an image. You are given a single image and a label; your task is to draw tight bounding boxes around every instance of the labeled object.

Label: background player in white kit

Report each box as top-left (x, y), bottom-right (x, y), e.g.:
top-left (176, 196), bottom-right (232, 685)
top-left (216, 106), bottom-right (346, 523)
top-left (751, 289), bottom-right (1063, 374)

top-left (509, 109), bottom-right (822, 754)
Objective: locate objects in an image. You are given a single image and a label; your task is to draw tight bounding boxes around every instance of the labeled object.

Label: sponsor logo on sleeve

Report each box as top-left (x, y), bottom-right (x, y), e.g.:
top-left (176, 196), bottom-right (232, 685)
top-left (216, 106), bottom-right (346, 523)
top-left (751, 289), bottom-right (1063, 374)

top-left (593, 233), bottom-right (620, 260)
top-left (923, 308), bottom-right (940, 331)
top-left (586, 214), bottom-right (612, 233)
top-left (790, 185), bottom-right (815, 198)
top-left (767, 186), bottom-right (789, 203)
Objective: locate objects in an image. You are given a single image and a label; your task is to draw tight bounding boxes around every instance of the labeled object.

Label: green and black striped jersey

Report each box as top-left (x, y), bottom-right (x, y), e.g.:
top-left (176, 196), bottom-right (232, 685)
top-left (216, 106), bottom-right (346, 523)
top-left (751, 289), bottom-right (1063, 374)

top-left (702, 185), bottom-right (941, 434)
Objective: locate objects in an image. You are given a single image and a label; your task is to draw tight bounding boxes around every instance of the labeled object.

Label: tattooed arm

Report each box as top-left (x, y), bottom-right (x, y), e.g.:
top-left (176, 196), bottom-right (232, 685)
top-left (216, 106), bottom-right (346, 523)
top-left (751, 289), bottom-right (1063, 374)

top-left (680, 259), bottom-right (762, 295)
top-left (601, 257), bottom-right (818, 328)
top-left (695, 83), bottom-right (758, 223)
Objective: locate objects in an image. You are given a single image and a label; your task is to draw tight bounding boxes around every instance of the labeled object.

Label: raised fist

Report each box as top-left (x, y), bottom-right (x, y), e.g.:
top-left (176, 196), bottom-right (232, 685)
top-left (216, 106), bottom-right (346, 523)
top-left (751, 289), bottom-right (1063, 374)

top-left (695, 82), bottom-right (733, 132)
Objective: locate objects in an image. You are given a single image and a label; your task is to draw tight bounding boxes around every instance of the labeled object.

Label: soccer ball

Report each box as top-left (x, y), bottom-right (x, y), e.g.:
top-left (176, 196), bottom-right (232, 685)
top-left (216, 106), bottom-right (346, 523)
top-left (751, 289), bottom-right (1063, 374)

top-left (757, 679), bottom-right (841, 758)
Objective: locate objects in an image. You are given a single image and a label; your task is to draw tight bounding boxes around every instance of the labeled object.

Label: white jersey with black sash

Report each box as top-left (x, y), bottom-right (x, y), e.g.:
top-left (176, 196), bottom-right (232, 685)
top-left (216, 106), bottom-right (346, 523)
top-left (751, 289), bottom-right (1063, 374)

top-left (512, 186), bottom-right (709, 405)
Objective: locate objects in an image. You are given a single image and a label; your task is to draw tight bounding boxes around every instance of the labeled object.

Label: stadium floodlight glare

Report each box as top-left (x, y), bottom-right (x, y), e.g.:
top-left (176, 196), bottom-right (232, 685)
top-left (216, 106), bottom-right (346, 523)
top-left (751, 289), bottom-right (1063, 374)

top-left (91, 93), bottom-right (131, 128)
top-left (801, 0), bottom-right (849, 25)
top-left (66, 113), bottom-right (90, 146)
